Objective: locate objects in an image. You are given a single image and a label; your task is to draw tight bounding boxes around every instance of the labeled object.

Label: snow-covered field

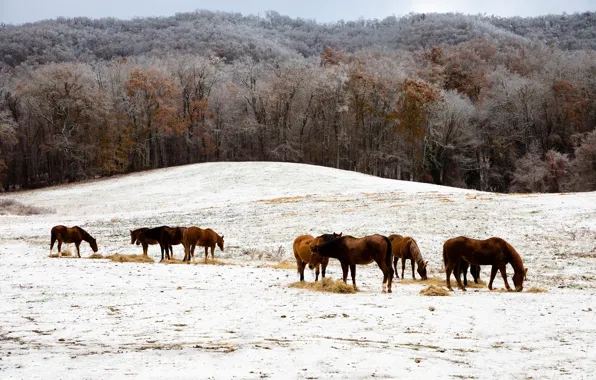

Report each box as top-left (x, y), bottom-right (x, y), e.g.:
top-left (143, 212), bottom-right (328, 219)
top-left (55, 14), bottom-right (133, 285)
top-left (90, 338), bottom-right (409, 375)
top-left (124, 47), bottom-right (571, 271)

top-left (1, 162), bottom-right (595, 379)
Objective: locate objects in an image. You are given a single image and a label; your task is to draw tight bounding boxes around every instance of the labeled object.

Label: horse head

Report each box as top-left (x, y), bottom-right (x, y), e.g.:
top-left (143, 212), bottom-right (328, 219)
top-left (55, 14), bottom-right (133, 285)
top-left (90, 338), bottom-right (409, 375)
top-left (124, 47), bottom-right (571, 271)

top-left (129, 230), bottom-right (136, 244)
top-left (89, 238), bottom-right (99, 252)
top-left (217, 235), bottom-right (225, 251)
top-left (308, 232), bottom-right (342, 269)
top-left (513, 268), bottom-right (526, 292)
top-left (417, 260), bottom-right (429, 280)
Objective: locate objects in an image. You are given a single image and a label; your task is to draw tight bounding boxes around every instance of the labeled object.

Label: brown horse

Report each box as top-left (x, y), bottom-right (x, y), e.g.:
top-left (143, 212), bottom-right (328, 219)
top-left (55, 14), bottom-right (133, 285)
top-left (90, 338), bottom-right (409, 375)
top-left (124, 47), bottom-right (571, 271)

top-left (50, 225), bottom-right (98, 258)
top-left (139, 226), bottom-right (186, 262)
top-left (310, 234), bottom-right (394, 293)
top-left (388, 234), bottom-right (428, 280)
top-left (293, 233), bottom-right (340, 282)
top-left (183, 227), bottom-right (224, 262)
top-left (443, 236), bottom-right (528, 292)
top-left (129, 227), bottom-right (169, 256)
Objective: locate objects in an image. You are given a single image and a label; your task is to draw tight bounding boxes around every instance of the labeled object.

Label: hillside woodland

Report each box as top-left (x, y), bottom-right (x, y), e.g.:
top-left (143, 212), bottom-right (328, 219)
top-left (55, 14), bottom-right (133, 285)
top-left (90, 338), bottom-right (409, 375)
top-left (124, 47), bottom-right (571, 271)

top-left (1, 10), bottom-right (595, 192)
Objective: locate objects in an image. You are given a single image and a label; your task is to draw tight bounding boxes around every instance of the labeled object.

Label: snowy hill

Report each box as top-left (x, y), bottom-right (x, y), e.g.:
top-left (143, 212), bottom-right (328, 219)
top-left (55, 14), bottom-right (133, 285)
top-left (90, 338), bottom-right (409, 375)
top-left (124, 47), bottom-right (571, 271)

top-left (1, 162), bottom-right (595, 379)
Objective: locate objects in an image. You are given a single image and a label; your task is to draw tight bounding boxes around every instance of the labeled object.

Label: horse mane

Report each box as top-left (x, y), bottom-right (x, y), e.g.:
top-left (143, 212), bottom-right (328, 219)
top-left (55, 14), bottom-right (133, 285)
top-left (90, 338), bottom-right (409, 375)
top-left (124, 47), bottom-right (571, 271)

top-left (74, 226), bottom-right (92, 241)
top-left (504, 241), bottom-right (525, 272)
top-left (409, 238), bottom-right (426, 269)
top-left (314, 234), bottom-right (345, 253)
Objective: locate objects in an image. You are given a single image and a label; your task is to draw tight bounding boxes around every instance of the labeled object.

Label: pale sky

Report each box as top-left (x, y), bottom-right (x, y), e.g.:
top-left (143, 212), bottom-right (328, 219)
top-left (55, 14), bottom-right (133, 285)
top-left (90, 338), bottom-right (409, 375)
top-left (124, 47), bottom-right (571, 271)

top-left (1, 0), bottom-right (595, 25)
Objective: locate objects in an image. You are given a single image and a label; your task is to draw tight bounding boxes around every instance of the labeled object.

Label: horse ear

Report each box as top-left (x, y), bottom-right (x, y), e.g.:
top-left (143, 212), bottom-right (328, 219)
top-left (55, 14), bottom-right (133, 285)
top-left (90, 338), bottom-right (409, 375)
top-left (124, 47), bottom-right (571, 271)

top-left (425, 260), bottom-right (429, 266)
top-left (221, 235), bottom-right (224, 239)
top-left (337, 232), bottom-right (342, 237)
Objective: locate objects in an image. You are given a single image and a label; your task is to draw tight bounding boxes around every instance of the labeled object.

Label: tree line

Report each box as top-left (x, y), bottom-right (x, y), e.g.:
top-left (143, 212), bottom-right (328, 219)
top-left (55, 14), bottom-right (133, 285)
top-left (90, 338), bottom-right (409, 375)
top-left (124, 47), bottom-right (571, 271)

top-left (0, 12), bottom-right (595, 193)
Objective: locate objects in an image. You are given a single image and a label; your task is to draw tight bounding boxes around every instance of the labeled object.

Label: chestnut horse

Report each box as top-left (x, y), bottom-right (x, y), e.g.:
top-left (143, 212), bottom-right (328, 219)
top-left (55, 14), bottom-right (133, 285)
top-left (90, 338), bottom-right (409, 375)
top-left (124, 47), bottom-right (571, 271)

top-left (182, 227), bottom-right (224, 262)
top-left (293, 233), bottom-right (340, 282)
top-left (129, 227), bottom-right (169, 256)
top-left (50, 225), bottom-right (98, 258)
top-left (310, 234), bottom-right (394, 293)
top-left (443, 236), bottom-right (528, 292)
top-left (460, 261), bottom-right (481, 286)
top-left (139, 226), bottom-right (186, 262)
top-left (388, 234), bottom-right (428, 280)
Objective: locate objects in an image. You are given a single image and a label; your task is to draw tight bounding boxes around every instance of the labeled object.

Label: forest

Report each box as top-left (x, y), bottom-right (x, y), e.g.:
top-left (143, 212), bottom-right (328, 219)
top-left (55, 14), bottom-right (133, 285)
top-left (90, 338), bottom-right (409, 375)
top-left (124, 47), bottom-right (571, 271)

top-left (0, 10), bottom-right (595, 192)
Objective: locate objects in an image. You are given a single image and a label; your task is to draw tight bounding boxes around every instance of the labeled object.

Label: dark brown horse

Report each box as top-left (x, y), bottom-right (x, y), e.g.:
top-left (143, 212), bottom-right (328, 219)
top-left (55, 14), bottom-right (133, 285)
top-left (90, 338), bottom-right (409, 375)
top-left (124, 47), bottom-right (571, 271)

top-left (182, 227), bottom-right (224, 262)
top-left (443, 236), bottom-right (528, 292)
top-left (310, 234), bottom-right (394, 293)
top-left (129, 227), bottom-right (170, 256)
top-left (139, 226), bottom-right (186, 262)
top-left (460, 261), bottom-right (481, 286)
top-left (388, 234), bottom-right (428, 280)
top-left (50, 225), bottom-right (98, 258)
top-left (293, 233), bottom-right (340, 282)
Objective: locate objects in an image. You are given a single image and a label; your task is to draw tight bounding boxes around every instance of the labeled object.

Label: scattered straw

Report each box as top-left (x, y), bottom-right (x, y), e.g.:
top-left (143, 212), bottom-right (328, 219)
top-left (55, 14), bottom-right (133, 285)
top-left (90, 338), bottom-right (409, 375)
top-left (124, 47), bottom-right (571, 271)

top-left (106, 254), bottom-right (154, 263)
top-left (194, 259), bottom-right (233, 266)
top-left (87, 253), bottom-right (106, 259)
top-left (420, 285), bottom-right (450, 296)
top-left (289, 277), bottom-right (356, 294)
top-left (161, 258), bottom-right (186, 264)
top-left (526, 287), bottom-right (548, 293)
top-left (48, 250), bottom-right (73, 258)
top-left (400, 276), bottom-right (486, 289)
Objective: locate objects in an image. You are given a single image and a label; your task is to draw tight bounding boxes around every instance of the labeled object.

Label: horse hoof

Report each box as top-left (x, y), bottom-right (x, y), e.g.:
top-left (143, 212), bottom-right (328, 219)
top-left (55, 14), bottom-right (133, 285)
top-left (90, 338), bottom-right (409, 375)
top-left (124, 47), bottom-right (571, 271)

top-left (388, 289), bottom-right (392, 293)
top-left (448, 288), bottom-right (454, 291)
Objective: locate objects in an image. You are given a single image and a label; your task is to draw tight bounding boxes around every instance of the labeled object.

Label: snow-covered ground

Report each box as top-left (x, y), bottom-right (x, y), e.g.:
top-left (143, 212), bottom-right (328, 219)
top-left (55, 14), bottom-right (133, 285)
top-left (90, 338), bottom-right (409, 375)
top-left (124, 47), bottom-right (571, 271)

top-left (1, 162), bottom-right (595, 379)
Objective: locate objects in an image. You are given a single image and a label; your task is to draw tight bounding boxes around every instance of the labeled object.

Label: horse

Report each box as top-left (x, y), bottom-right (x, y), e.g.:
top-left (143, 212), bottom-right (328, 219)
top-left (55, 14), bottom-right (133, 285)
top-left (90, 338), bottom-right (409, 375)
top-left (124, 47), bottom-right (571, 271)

top-left (388, 234), bottom-right (428, 280)
top-left (182, 227), bottom-right (224, 262)
top-left (310, 234), bottom-right (394, 293)
top-left (129, 227), bottom-right (170, 256)
top-left (443, 236), bottom-right (528, 292)
top-left (139, 226), bottom-right (186, 262)
top-left (293, 233), bottom-right (340, 282)
top-left (459, 260), bottom-right (481, 286)
top-left (50, 225), bottom-right (98, 258)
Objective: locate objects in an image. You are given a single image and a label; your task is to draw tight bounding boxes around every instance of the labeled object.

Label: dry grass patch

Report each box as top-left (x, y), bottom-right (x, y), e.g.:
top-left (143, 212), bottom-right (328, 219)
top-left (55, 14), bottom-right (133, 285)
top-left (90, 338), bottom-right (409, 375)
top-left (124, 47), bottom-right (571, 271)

top-left (194, 259), bottom-right (234, 266)
top-left (161, 258), bottom-right (186, 264)
top-left (526, 287), bottom-right (548, 293)
top-left (289, 277), bottom-right (356, 294)
top-left (87, 253), bottom-right (106, 259)
top-left (48, 250), bottom-right (73, 258)
top-left (106, 254), bottom-right (154, 263)
top-left (420, 285), bottom-right (451, 296)
top-left (258, 195), bottom-right (312, 204)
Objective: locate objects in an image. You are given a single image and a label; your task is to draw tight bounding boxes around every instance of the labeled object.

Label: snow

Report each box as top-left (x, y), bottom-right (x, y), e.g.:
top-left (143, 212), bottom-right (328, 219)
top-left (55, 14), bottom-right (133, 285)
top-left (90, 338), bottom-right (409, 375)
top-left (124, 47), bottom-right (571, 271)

top-left (1, 162), bottom-right (595, 379)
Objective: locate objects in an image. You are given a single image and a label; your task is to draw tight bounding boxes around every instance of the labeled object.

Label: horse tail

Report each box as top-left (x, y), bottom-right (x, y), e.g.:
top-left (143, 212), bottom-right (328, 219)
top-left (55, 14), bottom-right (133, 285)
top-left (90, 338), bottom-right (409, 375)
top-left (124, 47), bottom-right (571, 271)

top-left (442, 242), bottom-right (448, 269)
top-left (50, 227), bottom-right (57, 250)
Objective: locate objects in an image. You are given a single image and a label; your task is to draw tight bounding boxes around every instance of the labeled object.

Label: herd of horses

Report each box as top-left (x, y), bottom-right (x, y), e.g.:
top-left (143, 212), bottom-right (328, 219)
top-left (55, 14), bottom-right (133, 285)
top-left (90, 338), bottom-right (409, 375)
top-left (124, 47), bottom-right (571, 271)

top-left (50, 225), bottom-right (224, 263)
top-left (49, 225), bottom-right (528, 293)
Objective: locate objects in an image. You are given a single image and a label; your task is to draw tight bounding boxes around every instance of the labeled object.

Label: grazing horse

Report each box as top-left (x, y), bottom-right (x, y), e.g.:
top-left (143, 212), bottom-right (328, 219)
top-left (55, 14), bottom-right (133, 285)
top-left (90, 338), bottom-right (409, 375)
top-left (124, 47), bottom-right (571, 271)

top-left (293, 233), bottom-right (340, 282)
top-left (310, 234), bottom-right (394, 293)
top-left (50, 225), bottom-right (98, 258)
top-left (183, 227), bottom-right (224, 262)
top-left (459, 260), bottom-right (481, 286)
top-left (129, 227), bottom-right (170, 256)
top-left (139, 226), bottom-right (186, 262)
top-left (443, 236), bottom-right (528, 292)
top-left (388, 234), bottom-right (428, 280)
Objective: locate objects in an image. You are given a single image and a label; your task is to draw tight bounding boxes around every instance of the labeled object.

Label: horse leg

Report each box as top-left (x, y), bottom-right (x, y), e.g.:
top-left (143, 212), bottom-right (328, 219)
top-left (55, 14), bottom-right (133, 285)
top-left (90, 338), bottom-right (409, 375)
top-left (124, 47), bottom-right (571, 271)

top-left (411, 259), bottom-right (416, 280)
top-left (322, 260), bottom-right (327, 279)
top-left (341, 262), bottom-right (349, 284)
top-left (461, 261), bottom-right (469, 286)
top-left (350, 264), bottom-right (357, 290)
top-left (453, 260), bottom-right (466, 291)
top-left (392, 256), bottom-right (399, 279)
top-left (488, 265), bottom-right (499, 290)
top-left (500, 264), bottom-right (512, 291)
top-left (401, 257), bottom-right (406, 280)
top-left (315, 263), bottom-right (320, 282)
top-left (57, 241), bottom-right (62, 255)
top-left (297, 260), bottom-right (306, 282)
top-left (190, 244), bottom-right (196, 262)
top-left (211, 246), bottom-right (215, 261)
top-left (204, 246), bottom-right (208, 263)
top-left (445, 264), bottom-right (454, 291)
top-left (143, 243), bottom-right (148, 256)
top-left (75, 242), bottom-right (81, 258)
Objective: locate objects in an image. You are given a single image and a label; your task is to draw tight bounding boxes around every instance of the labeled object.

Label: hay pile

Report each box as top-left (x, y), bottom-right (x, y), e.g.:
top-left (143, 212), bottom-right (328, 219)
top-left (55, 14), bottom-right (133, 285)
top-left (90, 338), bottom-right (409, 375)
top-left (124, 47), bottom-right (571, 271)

top-left (194, 259), bottom-right (232, 266)
top-left (266, 259), bottom-right (296, 270)
top-left (526, 287), bottom-right (548, 293)
top-left (420, 285), bottom-right (451, 296)
top-left (106, 254), bottom-right (154, 263)
top-left (161, 258), bottom-right (186, 264)
top-left (88, 253), bottom-right (106, 259)
top-left (289, 277), bottom-right (356, 294)
top-left (48, 250), bottom-right (73, 258)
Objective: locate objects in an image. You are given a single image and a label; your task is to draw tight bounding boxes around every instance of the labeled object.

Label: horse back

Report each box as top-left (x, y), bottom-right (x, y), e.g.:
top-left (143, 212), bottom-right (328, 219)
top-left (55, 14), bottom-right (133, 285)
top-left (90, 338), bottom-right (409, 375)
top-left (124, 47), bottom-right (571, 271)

top-left (183, 226), bottom-right (202, 245)
top-left (444, 236), bottom-right (508, 266)
top-left (51, 225), bottom-right (80, 243)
